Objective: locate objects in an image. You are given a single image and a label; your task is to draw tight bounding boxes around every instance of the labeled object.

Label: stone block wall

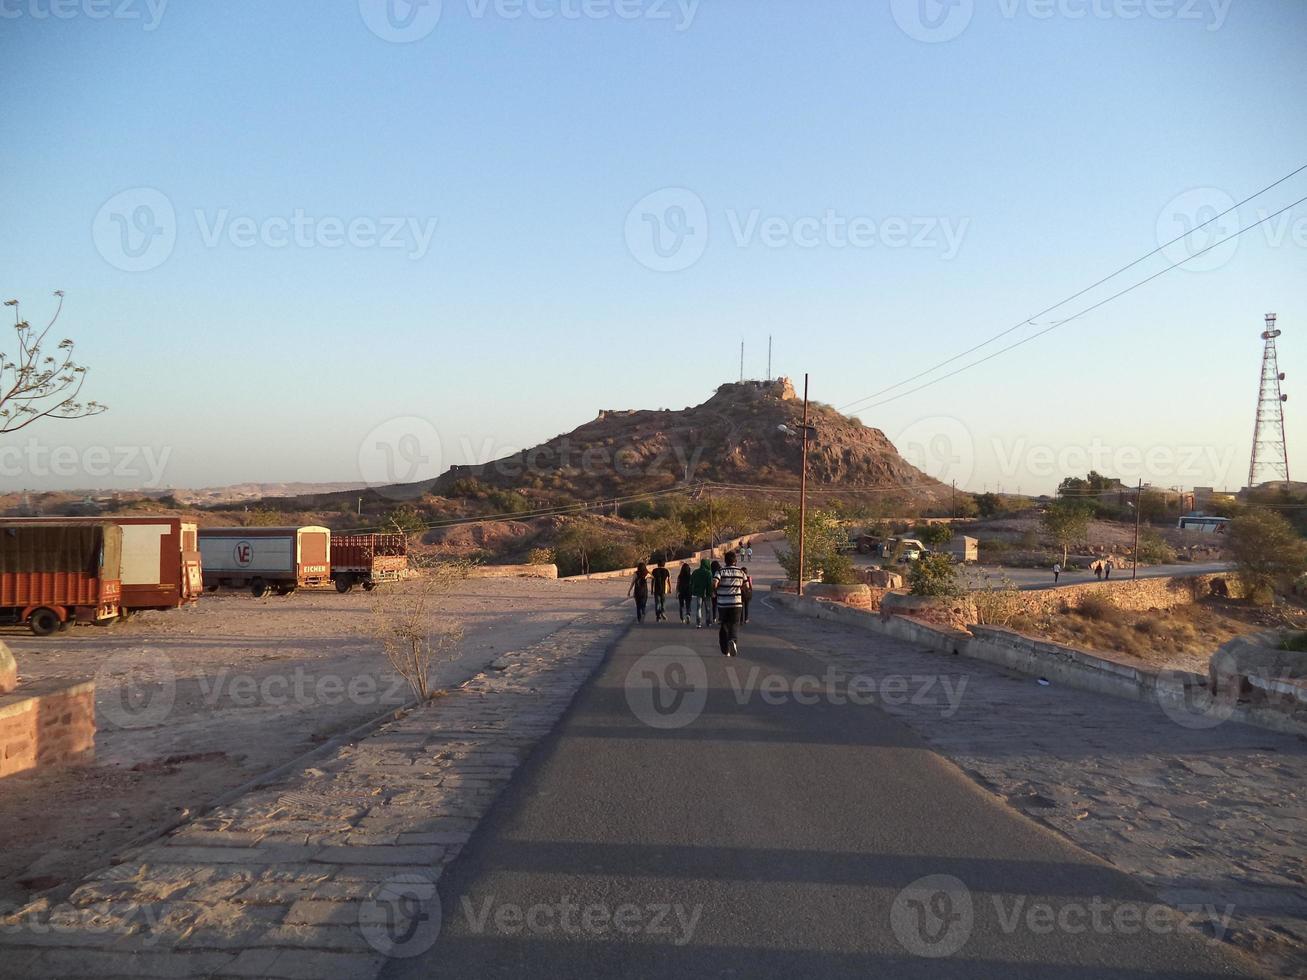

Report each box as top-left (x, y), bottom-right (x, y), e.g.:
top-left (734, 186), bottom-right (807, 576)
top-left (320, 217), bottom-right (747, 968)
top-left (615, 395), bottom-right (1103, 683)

top-left (0, 678), bottom-right (96, 779)
top-left (1009, 573), bottom-right (1236, 617)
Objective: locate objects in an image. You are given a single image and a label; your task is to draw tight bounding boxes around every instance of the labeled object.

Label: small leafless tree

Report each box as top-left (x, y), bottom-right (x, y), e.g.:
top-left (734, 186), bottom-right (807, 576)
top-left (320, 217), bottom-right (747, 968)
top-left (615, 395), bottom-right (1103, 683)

top-left (370, 551), bottom-right (468, 701)
top-left (1, 292), bottom-right (106, 433)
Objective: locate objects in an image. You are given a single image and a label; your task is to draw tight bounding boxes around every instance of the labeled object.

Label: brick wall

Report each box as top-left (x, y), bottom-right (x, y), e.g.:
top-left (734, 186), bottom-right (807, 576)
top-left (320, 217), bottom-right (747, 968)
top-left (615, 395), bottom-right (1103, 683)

top-left (0, 678), bottom-right (96, 779)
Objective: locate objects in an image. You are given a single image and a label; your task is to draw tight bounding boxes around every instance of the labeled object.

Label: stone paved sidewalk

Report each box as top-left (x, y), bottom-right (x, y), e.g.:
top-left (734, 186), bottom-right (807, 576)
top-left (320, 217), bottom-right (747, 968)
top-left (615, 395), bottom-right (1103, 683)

top-left (0, 604), bottom-right (629, 980)
top-left (764, 606), bottom-right (1307, 979)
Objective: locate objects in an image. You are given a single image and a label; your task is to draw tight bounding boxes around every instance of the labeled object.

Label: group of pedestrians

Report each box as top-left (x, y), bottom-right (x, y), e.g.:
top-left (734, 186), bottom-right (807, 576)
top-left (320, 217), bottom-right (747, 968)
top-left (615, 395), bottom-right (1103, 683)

top-left (627, 547), bottom-right (755, 657)
top-left (1051, 558), bottom-right (1115, 584)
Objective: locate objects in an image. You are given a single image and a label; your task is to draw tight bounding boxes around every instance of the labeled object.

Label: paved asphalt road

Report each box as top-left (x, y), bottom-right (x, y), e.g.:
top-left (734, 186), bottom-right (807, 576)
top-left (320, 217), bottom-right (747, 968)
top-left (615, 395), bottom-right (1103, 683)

top-left (383, 604), bottom-right (1257, 978)
top-left (959, 562), bottom-right (1232, 591)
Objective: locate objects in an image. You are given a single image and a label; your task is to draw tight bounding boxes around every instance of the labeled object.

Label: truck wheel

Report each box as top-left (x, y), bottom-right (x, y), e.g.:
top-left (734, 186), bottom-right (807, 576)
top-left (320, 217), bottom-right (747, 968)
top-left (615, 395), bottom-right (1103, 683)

top-left (335, 577), bottom-right (353, 594)
top-left (362, 581), bottom-right (376, 592)
top-left (250, 578), bottom-right (268, 598)
top-left (276, 585), bottom-right (296, 597)
top-left (29, 608), bottom-right (61, 637)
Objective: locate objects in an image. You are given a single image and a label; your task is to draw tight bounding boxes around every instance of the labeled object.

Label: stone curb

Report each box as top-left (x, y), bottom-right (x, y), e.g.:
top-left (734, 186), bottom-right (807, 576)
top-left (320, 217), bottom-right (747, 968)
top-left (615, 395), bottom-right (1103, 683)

top-left (0, 601), bottom-right (631, 980)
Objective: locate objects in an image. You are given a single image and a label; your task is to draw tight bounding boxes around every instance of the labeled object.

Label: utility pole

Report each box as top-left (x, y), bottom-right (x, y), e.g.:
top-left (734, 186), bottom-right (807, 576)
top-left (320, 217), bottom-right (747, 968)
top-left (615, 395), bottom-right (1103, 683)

top-left (1132, 478), bottom-right (1142, 580)
top-left (708, 485), bottom-right (715, 553)
top-left (767, 335), bottom-right (773, 381)
top-left (739, 341), bottom-right (744, 382)
top-left (952, 480), bottom-right (957, 517)
top-left (798, 373), bottom-right (810, 598)
top-left (357, 497), bottom-right (362, 517)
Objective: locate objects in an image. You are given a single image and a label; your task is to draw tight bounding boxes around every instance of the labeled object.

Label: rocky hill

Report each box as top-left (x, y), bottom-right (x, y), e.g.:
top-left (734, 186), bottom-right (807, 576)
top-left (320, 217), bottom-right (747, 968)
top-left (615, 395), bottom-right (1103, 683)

top-left (412, 378), bottom-right (949, 506)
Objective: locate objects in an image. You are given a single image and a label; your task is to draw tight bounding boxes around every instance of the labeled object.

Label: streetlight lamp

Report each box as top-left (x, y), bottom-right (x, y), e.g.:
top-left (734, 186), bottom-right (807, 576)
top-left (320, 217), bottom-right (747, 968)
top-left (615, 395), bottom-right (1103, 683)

top-left (777, 373), bottom-right (814, 597)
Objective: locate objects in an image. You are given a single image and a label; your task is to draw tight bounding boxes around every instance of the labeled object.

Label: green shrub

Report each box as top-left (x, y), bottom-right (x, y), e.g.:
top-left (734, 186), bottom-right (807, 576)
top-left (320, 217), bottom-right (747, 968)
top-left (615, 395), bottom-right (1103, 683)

top-left (909, 553), bottom-right (960, 597)
top-left (1228, 508), bottom-right (1307, 605)
top-left (1135, 530), bottom-right (1177, 565)
top-left (820, 551), bottom-right (858, 586)
top-left (486, 489), bottom-right (530, 514)
top-left (916, 523), bottom-right (954, 548)
top-left (777, 508), bottom-right (848, 583)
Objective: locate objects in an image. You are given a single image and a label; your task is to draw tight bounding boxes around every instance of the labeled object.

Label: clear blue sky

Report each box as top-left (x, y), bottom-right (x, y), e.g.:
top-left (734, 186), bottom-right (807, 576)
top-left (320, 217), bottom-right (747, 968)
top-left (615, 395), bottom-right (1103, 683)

top-left (2, 0), bottom-right (1304, 495)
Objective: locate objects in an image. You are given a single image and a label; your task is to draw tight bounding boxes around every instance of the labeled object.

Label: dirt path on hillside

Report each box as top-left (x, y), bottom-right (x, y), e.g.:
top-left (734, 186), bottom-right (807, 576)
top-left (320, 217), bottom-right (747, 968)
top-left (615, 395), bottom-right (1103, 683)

top-left (0, 578), bottom-right (626, 908)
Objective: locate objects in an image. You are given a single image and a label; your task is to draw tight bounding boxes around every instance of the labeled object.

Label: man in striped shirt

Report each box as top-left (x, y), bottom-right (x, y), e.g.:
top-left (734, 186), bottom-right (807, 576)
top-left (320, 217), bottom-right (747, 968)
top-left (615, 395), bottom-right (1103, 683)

top-left (713, 551), bottom-right (746, 657)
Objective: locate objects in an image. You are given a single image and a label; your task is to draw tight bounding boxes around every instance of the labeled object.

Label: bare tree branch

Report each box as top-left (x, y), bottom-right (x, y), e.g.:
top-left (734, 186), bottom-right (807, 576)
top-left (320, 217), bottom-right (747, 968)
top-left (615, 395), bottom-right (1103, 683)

top-left (0, 292), bottom-right (107, 433)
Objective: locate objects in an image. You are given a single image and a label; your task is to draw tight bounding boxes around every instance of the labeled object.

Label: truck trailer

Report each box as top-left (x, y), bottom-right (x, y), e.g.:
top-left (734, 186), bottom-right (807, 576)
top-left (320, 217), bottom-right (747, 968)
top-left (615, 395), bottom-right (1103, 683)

top-left (330, 533), bottom-right (408, 592)
top-left (0, 522), bottom-right (123, 635)
top-left (8, 516), bottom-right (202, 613)
top-left (198, 526), bottom-right (331, 597)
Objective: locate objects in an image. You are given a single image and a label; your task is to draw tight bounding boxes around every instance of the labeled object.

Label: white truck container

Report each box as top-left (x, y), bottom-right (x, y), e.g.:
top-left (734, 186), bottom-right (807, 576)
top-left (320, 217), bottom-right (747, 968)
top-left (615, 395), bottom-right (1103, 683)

top-left (198, 526), bottom-right (331, 597)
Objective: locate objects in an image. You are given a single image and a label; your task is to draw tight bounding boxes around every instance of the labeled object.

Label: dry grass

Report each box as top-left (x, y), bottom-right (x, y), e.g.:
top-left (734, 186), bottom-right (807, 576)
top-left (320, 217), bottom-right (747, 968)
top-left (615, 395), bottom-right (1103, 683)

top-left (1010, 598), bottom-right (1307, 674)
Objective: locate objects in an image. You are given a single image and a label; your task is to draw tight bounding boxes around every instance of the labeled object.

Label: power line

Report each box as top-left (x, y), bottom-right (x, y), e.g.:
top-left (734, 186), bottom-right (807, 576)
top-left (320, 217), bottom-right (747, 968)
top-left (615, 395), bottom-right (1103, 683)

top-left (842, 194), bottom-right (1307, 413)
top-left (839, 164), bottom-right (1307, 415)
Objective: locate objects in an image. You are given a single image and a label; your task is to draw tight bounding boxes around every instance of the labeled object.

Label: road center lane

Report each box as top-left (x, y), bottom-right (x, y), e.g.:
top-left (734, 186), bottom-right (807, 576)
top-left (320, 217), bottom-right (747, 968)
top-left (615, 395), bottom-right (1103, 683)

top-left (384, 604), bottom-right (1254, 979)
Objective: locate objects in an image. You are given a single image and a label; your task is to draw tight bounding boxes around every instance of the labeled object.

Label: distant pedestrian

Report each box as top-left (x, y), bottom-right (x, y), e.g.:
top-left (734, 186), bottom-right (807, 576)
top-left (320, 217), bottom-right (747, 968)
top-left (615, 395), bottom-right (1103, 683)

top-left (690, 558), bottom-right (714, 628)
top-left (710, 559), bottom-right (722, 624)
top-left (651, 558), bottom-right (671, 622)
top-left (746, 542), bottom-right (754, 562)
top-left (628, 562), bottom-right (649, 623)
top-left (676, 563), bottom-right (693, 623)
top-left (1052, 562), bottom-right (1061, 584)
top-left (1104, 560), bottom-right (1113, 580)
top-left (714, 551), bottom-right (746, 657)
top-left (1093, 561), bottom-right (1103, 580)
top-left (741, 566), bottom-right (753, 623)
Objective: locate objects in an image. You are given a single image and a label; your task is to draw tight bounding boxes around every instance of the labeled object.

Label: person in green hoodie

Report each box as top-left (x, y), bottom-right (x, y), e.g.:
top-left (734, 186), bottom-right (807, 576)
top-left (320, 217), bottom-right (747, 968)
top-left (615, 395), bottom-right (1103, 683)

top-left (690, 557), bottom-right (714, 628)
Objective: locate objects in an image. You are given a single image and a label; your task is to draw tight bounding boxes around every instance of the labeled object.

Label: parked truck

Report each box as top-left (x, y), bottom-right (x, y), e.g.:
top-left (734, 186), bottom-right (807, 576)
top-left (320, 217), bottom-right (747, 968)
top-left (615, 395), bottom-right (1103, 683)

top-left (198, 526), bottom-right (330, 597)
top-left (9, 516), bottom-right (202, 613)
top-left (0, 522), bottom-right (123, 635)
top-left (330, 533), bottom-right (408, 592)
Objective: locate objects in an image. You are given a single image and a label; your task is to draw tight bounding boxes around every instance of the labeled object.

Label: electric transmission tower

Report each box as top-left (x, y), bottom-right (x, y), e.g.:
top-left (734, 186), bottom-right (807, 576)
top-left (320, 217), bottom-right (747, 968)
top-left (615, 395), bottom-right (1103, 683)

top-left (1248, 313), bottom-right (1290, 487)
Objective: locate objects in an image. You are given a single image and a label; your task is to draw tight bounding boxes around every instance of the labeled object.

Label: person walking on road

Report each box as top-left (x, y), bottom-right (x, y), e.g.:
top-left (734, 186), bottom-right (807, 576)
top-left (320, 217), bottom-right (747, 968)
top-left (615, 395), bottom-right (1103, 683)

top-left (1093, 560), bottom-right (1103, 580)
top-left (628, 562), bottom-right (650, 623)
top-left (651, 558), bottom-right (670, 622)
top-left (690, 558), bottom-right (714, 628)
top-left (1105, 559), bottom-right (1113, 580)
top-left (676, 563), bottom-right (693, 623)
top-left (745, 542), bottom-right (753, 562)
top-left (714, 550), bottom-right (746, 657)
top-left (741, 566), bottom-right (753, 623)
top-left (1052, 561), bottom-right (1061, 584)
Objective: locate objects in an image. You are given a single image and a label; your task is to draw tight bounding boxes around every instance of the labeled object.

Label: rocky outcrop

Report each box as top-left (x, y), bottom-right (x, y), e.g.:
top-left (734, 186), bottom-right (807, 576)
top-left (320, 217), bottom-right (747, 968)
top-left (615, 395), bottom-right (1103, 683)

top-left (423, 380), bottom-right (949, 505)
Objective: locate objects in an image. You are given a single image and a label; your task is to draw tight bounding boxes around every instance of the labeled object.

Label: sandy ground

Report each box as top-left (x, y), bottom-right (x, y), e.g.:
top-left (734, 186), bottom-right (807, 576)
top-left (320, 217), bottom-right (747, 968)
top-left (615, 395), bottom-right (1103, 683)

top-left (0, 576), bottom-right (626, 906)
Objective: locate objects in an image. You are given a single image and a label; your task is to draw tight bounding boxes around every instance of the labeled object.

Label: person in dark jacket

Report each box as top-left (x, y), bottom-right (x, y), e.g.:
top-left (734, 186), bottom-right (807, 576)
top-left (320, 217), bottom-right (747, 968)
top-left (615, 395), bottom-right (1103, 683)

top-left (690, 558), bottom-right (713, 628)
top-left (651, 558), bottom-right (671, 622)
top-left (676, 563), bottom-right (693, 623)
top-left (741, 566), bottom-right (753, 623)
top-left (628, 562), bottom-right (649, 623)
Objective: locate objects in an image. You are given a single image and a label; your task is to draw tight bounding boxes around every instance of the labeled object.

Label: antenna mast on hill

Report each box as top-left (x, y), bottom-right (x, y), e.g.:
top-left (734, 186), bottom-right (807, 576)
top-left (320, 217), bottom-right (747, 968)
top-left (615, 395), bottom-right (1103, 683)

top-left (739, 341), bottom-right (744, 382)
top-left (1248, 313), bottom-right (1290, 488)
top-left (767, 335), bottom-right (772, 380)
